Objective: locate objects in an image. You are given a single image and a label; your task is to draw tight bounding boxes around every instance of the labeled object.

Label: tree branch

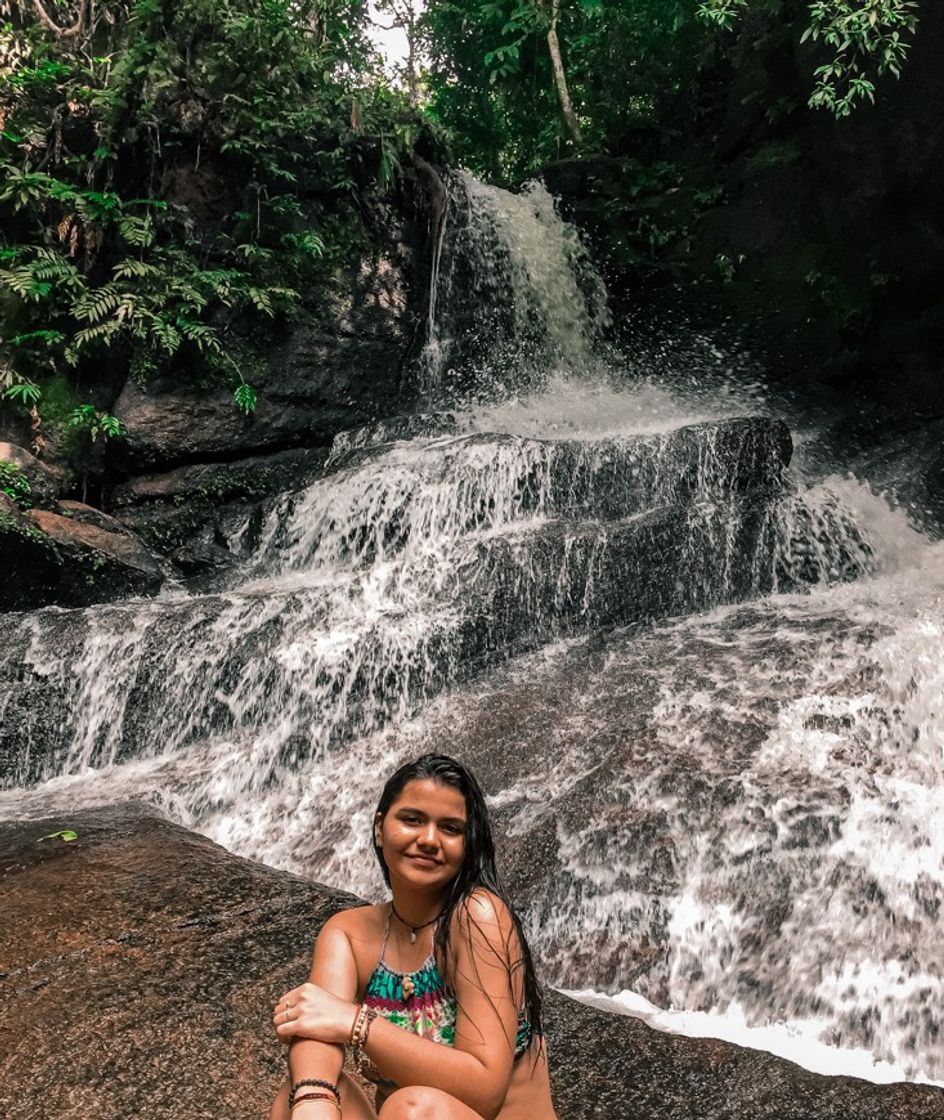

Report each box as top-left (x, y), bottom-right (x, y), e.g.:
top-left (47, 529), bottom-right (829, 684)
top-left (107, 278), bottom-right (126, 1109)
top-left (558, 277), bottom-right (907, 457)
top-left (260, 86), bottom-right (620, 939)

top-left (31, 0), bottom-right (87, 39)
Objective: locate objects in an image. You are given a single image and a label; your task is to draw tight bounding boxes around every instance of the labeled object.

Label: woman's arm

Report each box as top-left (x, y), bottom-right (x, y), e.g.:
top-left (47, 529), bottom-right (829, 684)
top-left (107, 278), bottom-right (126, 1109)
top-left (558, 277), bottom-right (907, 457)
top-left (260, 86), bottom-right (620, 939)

top-left (274, 912), bottom-right (359, 1113)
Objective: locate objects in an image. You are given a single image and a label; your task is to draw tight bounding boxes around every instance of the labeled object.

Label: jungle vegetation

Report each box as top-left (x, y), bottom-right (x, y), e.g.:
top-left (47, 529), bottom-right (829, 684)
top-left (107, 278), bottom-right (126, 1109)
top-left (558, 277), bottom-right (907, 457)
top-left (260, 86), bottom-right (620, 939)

top-left (0, 0), bottom-right (921, 461)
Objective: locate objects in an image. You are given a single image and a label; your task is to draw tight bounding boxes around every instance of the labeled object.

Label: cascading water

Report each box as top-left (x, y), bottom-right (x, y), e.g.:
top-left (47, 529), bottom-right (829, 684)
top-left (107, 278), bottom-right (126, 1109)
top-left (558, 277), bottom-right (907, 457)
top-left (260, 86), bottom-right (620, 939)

top-left (1, 174), bottom-right (940, 1087)
top-left (420, 171), bottom-right (610, 400)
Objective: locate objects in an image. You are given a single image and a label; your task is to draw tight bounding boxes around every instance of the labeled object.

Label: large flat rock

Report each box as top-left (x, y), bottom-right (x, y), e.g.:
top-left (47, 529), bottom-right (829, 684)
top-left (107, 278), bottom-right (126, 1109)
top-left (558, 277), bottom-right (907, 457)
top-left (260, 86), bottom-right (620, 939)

top-left (0, 807), bottom-right (939, 1120)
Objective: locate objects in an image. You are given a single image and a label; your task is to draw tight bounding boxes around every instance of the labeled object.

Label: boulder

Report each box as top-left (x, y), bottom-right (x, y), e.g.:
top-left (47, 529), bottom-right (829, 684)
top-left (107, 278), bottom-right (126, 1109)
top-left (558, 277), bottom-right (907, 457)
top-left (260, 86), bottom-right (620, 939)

top-left (0, 505), bottom-right (164, 611)
top-left (111, 247), bottom-right (422, 473)
top-left (110, 447), bottom-right (330, 509)
top-left (0, 501), bottom-right (76, 612)
top-left (107, 446), bottom-right (330, 565)
top-left (57, 499), bottom-right (139, 536)
top-left (0, 806), bottom-right (940, 1120)
top-left (0, 440), bottom-right (65, 508)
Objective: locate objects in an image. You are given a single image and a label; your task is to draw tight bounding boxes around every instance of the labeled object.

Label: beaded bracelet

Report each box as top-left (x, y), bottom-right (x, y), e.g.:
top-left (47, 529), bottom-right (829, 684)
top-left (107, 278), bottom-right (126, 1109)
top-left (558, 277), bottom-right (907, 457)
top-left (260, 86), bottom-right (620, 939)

top-left (349, 1003), bottom-right (378, 1047)
top-left (348, 1003), bottom-right (368, 1046)
top-left (291, 1091), bottom-right (341, 1113)
top-left (289, 1079), bottom-right (340, 1110)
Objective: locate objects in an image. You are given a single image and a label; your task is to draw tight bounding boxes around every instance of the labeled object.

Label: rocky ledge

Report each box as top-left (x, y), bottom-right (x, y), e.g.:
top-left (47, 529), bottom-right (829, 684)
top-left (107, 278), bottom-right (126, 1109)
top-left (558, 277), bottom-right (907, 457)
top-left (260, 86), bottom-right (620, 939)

top-left (0, 806), bottom-right (940, 1120)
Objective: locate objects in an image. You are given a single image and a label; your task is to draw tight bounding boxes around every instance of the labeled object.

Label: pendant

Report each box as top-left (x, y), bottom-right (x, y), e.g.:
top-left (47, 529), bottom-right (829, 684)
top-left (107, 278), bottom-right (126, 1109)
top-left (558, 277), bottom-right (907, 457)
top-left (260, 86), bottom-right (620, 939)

top-left (409, 928), bottom-right (417, 944)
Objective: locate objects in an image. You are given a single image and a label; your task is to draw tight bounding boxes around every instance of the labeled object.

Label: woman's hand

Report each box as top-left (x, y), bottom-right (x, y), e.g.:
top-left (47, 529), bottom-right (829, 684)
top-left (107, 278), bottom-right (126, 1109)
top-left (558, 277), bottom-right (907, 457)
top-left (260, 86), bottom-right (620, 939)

top-left (272, 981), bottom-right (358, 1045)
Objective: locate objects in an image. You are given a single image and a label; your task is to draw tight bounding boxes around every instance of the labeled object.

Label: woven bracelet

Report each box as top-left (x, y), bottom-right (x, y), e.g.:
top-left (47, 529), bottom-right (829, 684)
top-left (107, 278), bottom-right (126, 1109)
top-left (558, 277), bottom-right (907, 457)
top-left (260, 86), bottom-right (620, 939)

top-left (348, 1003), bottom-right (368, 1046)
top-left (289, 1079), bottom-right (340, 1109)
top-left (291, 1091), bottom-right (340, 1112)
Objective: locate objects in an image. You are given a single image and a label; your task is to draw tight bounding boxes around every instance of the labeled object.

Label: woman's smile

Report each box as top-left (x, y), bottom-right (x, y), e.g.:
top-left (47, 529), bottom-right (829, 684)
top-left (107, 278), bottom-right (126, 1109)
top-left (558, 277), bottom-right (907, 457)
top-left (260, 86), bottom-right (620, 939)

top-left (377, 778), bottom-right (468, 890)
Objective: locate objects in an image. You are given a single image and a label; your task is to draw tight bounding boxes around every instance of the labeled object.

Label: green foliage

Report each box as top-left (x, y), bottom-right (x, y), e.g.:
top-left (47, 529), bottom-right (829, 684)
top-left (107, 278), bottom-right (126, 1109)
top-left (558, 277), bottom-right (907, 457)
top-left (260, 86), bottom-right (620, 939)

top-left (64, 401), bottom-right (127, 500)
top-left (697, 0), bottom-right (748, 30)
top-left (700, 0), bottom-right (918, 117)
top-left (0, 459), bottom-right (32, 509)
top-left (423, 1), bottom-right (919, 181)
top-left (67, 404), bottom-right (127, 443)
top-left (0, 0), bottom-right (423, 454)
top-left (422, 1), bottom-right (744, 181)
top-left (744, 138), bottom-right (801, 174)
top-left (233, 379), bottom-right (257, 415)
top-left (803, 0), bottom-right (918, 117)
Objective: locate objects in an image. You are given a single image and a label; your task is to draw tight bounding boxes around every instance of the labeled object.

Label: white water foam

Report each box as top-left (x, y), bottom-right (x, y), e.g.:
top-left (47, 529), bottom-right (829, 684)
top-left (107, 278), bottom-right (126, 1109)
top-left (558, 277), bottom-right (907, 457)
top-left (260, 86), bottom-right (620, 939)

top-left (563, 987), bottom-right (944, 1087)
top-left (463, 374), bottom-right (719, 440)
top-left (422, 173), bottom-right (611, 399)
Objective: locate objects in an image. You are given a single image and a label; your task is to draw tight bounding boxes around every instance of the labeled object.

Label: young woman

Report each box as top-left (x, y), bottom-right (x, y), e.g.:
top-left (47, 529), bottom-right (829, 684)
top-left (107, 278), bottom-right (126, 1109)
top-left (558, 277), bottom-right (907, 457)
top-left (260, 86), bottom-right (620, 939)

top-left (270, 754), bottom-right (558, 1120)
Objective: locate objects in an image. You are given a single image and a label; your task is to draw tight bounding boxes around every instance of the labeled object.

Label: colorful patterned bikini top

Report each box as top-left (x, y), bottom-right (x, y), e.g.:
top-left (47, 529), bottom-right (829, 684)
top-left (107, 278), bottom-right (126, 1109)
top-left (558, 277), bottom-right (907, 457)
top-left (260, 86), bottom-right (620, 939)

top-left (360, 910), bottom-right (532, 1085)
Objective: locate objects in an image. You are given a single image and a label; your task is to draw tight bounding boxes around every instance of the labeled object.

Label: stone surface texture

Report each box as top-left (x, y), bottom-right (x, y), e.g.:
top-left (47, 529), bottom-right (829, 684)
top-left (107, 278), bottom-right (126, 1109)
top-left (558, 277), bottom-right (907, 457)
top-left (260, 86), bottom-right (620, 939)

top-left (0, 441), bottom-right (64, 508)
top-left (1, 807), bottom-right (940, 1120)
top-left (108, 445), bottom-right (331, 572)
top-left (0, 505), bottom-right (164, 611)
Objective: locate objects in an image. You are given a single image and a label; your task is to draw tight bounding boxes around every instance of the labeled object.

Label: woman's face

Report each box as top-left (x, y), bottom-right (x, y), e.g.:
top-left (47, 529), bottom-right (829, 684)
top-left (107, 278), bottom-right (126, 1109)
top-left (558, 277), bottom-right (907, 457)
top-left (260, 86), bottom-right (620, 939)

top-left (376, 778), bottom-right (468, 894)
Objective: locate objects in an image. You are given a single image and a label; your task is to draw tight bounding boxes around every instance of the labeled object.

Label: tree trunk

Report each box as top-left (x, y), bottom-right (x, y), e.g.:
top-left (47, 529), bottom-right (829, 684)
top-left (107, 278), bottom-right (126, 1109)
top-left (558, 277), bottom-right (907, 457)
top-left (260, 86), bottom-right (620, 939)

top-left (405, 5), bottom-right (419, 108)
top-left (540, 0), bottom-right (582, 145)
top-left (31, 0), bottom-right (87, 39)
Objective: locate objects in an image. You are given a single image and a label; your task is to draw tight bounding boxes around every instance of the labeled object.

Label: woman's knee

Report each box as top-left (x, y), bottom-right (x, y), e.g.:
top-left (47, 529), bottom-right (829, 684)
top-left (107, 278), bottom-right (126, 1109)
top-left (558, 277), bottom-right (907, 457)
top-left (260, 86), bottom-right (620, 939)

top-left (378, 1086), bottom-right (455, 1120)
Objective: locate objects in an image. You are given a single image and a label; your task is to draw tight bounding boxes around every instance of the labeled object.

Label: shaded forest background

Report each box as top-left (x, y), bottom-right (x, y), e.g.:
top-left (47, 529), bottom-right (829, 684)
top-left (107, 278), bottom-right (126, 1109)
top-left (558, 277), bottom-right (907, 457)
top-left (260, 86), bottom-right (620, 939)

top-left (1, 0), bottom-right (942, 505)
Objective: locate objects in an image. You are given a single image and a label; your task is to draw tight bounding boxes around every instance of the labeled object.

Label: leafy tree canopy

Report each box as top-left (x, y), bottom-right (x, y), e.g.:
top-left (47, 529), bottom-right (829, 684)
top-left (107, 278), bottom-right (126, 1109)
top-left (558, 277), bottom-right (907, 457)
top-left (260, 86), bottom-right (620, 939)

top-left (420, 0), bottom-right (919, 182)
top-left (1, 0), bottom-right (426, 445)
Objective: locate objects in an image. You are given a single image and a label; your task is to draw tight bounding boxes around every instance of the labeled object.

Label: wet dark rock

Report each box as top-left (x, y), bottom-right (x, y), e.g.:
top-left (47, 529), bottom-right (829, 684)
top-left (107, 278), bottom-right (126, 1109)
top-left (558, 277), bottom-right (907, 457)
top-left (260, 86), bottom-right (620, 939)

top-left (27, 508), bottom-right (163, 589)
top-left (328, 412), bottom-right (461, 461)
top-left (0, 441), bottom-right (65, 509)
top-left (169, 539), bottom-right (240, 578)
top-left (111, 247), bottom-right (422, 474)
top-left (0, 806), bottom-right (940, 1120)
top-left (109, 446), bottom-right (330, 564)
top-left (57, 499), bottom-right (139, 535)
top-left (110, 447), bottom-right (331, 509)
top-left (0, 505), bottom-right (164, 612)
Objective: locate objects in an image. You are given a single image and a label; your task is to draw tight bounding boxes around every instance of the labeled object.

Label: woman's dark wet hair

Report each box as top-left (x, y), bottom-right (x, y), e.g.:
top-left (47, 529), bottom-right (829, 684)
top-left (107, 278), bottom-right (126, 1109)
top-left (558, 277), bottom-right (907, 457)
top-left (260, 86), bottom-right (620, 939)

top-left (373, 753), bottom-right (544, 1045)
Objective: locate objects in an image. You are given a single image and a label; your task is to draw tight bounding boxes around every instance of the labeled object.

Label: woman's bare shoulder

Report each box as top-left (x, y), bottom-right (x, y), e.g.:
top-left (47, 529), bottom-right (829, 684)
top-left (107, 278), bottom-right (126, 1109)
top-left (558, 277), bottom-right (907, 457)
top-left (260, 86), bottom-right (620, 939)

top-left (321, 902), bottom-right (387, 939)
top-left (457, 887), bottom-right (514, 928)
top-left (450, 888), bottom-right (518, 953)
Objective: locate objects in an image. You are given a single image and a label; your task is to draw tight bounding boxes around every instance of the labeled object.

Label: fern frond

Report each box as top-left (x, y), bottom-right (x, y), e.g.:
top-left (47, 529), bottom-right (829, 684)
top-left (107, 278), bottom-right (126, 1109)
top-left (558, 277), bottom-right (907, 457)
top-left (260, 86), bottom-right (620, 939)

top-left (72, 285), bottom-right (122, 322)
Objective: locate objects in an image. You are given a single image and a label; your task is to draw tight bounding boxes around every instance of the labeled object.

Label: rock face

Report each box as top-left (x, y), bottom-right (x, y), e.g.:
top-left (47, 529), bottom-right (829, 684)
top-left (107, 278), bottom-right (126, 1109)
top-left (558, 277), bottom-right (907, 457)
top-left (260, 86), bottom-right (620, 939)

top-left (0, 502), bottom-right (164, 611)
top-left (0, 441), bottom-right (64, 508)
top-left (108, 445), bottom-right (331, 570)
top-left (111, 246), bottom-right (424, 474)
top-left (0, 237), bottom-right (426, 612)
top-left (0, 806), bottom-right (940, 1120)
top-left (0, 417), bottom-right (844, 787)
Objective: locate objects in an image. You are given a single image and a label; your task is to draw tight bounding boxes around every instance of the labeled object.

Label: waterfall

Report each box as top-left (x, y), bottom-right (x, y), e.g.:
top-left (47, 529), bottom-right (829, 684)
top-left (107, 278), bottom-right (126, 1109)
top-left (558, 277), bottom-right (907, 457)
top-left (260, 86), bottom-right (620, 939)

top-left (1, 172), bottom-right (939, 1086)
top-left (420, 171), bottom-right (610, 401)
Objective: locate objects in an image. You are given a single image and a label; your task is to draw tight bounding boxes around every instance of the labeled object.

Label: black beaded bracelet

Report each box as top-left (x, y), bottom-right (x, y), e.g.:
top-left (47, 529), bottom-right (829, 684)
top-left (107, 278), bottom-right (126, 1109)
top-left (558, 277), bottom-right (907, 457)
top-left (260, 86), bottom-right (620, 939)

top-left (289, 1079), bottom-right (340, 1110)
